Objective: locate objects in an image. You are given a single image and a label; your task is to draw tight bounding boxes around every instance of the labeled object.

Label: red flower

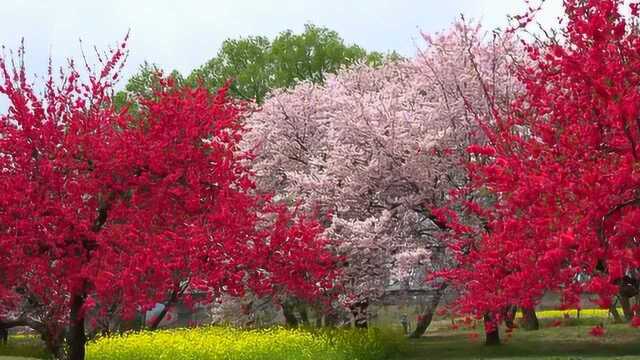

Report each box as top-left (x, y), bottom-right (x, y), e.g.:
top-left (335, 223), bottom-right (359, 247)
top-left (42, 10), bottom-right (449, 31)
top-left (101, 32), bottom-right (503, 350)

top-left (589, 326), bottom-right (605, 337)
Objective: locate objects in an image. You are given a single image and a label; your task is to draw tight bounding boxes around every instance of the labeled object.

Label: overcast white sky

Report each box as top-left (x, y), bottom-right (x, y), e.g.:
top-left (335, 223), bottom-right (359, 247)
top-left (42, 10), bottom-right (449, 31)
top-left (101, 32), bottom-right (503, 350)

top-left (1, 0), bottom-right (564, 86)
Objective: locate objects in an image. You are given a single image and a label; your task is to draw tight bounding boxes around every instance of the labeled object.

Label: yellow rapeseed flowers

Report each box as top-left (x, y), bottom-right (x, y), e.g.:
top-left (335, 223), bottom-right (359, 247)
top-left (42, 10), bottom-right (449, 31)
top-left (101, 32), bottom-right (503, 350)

top-left (517, 308), bottom-right (618, 319)
top-left (86, 326), bottom-right (404, 360)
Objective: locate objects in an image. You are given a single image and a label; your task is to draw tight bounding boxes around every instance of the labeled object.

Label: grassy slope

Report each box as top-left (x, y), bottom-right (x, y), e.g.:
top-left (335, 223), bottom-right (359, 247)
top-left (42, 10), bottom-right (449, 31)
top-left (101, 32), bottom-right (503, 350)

top-left (397, 323), bottom-right (640, 360)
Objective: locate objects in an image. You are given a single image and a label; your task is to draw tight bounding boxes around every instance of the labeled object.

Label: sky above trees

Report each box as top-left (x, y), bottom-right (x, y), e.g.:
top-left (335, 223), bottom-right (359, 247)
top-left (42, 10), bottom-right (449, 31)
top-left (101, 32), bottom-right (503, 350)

top-left (1, 0), bottom-right (563, 82)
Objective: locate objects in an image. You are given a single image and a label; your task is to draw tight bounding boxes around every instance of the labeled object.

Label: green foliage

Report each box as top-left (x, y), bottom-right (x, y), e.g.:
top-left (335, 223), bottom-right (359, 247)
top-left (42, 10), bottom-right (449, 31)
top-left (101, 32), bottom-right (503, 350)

top-left (113, 62), bottom-right (184, 112)
top-left (187, 36), bottom-right (272, 102)
top-left (86, 326), bottom-right (404, 360)
top-left (186, 24), bottom-right (395, 103)
top-left (268, 25), bottom-right (373, 87)
top-left (116, 24), bottom-right (394, 108)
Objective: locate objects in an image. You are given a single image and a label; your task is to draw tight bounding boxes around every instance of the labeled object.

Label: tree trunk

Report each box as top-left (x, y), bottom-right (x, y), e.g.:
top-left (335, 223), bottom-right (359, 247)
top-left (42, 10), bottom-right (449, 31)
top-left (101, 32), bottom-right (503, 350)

top-left (521, 307), bottom-right (539, 330)
top-left (119, 311), bottom-right (144, 333)
top-left (610, 300), bottom-right (624, 323)
top-left (324, 310), bottom-right (340, 327)
top-left (617, 276), bottom-right (639, 322)
top-left (149, 288), bottom-right (181, 330)
top-left (351, 301), bottom-right (368, 328)
top-left (68, 293), bottom-right (87, 360)
top-left (503, 305), bottom-right (517, 330)
top-left (483, 313), bottom-right (500, 346)
top-left (148, 304), bottom-right (172, 330)
top-left (408, 308), bottom-right (434, 338)
top-left (0, 327), bottom-right (7, 345)
top-left (620, 295), bottom-right (634, 321)
top-left (298, 304), bottom-right (310, 327)
top-left (409, 285), bottom-right (446, 338)
top-left (42, 330), bottom-right (65, 360)
top-left (282, 301), bottom-right (299, 327)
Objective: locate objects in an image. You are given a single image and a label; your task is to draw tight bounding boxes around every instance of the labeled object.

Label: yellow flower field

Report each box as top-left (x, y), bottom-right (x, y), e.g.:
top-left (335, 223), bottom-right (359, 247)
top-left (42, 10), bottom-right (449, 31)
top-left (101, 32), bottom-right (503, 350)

top-left (518, 308), bottom-right (618, 319)
top-left (86, 326), bottom-right (404, 360)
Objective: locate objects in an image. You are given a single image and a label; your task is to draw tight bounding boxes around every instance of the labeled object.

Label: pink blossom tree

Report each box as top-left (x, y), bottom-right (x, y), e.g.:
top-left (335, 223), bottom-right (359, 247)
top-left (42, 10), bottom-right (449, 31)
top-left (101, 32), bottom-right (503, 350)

top-left (246, 22), bottom-right (520, 335)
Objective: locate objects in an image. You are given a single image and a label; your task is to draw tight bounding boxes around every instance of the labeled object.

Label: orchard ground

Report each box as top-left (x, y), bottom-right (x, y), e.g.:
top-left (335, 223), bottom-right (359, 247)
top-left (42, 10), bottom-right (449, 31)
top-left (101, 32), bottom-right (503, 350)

top-left (395, 319), bottom-right (640, 360)
top-left (1, 313), bottom-right (640, 360)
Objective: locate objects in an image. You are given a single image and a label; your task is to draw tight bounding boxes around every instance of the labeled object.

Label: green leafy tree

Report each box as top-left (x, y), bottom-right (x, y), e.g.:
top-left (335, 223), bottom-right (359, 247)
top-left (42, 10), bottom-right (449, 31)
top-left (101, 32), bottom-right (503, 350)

top-left (117, 25), bottom-right (394, 107)
top-left (188, 36), bottom-right (272, 102)
top-left (187, 24), bottom-right (396, 103)
top-left (268, 24), bottom-right (380, 87)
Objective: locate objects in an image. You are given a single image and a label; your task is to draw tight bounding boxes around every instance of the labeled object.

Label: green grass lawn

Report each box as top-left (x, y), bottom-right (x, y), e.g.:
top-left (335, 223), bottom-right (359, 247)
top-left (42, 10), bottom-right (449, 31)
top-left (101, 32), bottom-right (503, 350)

top-left (0, 334), bottom-right (48, 360)
top-left (396, 321), bottom-right (640, 360)
top-left (2, 318), bottom-right (640, 359)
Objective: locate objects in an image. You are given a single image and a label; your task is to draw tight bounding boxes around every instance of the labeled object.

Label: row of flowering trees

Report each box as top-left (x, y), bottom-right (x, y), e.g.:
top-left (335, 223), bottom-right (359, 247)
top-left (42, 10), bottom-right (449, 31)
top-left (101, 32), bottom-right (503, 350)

top-left (2, 0), bottom-right (640, 358)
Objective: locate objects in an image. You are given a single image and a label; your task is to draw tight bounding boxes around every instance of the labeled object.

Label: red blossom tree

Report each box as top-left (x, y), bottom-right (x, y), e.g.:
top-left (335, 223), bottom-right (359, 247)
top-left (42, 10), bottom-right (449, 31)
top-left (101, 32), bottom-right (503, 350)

top-left (0, 40), bottom-right (336, 360)
top-left (442, 0), bottom-right (640, 345)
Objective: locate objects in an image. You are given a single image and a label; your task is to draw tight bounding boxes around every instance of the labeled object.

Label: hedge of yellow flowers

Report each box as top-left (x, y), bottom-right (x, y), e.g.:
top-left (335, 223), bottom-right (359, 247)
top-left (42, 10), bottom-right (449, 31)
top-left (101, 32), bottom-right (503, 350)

top-left (518, 308), bottom-right (618, 319)
top-left (86, 326), bottom-right (404, 360)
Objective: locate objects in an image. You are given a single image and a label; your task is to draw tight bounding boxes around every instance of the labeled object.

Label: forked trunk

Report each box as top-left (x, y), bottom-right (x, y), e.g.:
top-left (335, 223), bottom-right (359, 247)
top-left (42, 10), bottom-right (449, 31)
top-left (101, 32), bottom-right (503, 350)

top-left (521, 307), bottom-right (539, 330)
top-left (41, 329), bottom-right (65, 360)
top-left (409, 284), bottom-right (446, 338)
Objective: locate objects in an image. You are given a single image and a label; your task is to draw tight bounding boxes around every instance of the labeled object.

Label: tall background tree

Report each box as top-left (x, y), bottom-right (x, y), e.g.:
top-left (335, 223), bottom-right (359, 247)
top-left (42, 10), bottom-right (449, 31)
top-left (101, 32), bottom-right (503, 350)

top-left (116, 24), bottom-right (394, 107)
top-left (187, 24), bottom-right (391, 103)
